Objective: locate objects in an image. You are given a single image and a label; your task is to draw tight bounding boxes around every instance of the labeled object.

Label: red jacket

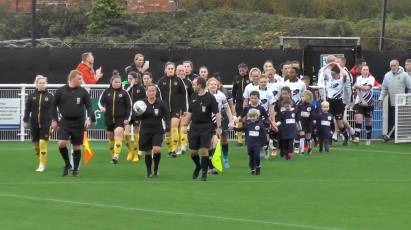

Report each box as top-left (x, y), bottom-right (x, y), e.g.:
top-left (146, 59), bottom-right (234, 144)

top-left (350, 66), bottom-right (379, 87)
top-left (76, 63), bottom-right (97, 84)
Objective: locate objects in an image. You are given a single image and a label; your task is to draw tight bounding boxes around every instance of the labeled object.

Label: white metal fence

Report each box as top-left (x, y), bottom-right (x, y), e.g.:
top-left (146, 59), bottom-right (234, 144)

top-left (395, 93), bottom-right (411, 143)
top-left (0, 84), bottom-right (385, 142)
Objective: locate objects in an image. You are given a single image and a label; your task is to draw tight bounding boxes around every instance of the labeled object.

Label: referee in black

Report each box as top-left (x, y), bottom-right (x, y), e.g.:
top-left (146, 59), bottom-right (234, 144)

top-left (51, 70), bottom-right (94, 177)
top-left (137, 84), bottom-right (170, 178)
top-left (182, 77), bottom-right (221, 181)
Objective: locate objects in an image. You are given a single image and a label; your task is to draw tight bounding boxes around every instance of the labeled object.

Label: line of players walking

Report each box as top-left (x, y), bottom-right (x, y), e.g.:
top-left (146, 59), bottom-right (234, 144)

top-left (24, 55), bottom-right (376, 180)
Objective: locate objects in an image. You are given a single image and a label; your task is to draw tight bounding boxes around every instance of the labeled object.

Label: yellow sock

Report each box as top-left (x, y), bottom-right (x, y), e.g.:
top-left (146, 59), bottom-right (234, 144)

top-left (108, 139), bottom-right (115, 156)
top-left (124, 134), bottom-right (132, 153)
top-left (165, 132), bottom-right (172, 152)
top-left (133, 133), bottom-right (139, 153)
top-left (236, 121), bottom-right (243, 144)
top-left (179, 127), bottom-right (187, 150)
top-left (171, 127), bottom-right (179, 152)
top-left (132, 133), bottom-right (140, 162)
top-left (114, 138), bottom-right (123, 156)
top-left (39, 139), bottom-right (47, 165)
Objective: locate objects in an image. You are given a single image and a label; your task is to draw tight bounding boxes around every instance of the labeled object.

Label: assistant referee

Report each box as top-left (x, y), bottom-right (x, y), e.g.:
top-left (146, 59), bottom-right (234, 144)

top-left (182, 77), bottom-right (221, 181)
top-left (51, 70), bottom-right (94, 177)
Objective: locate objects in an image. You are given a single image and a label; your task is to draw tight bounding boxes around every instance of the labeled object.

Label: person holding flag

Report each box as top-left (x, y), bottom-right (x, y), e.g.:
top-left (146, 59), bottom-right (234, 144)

top-left (181, 77), bottom-right (221, 181)
top-left (51, 70), bottom-right (94, 177)
top-left (207, 77), bottom-right (235, 173)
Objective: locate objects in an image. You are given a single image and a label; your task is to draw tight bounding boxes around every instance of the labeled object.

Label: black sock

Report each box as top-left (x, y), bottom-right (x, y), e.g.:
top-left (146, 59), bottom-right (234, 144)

top-left (59, 147), bottom-right (70, 167)
top-left (208, 157), bottom-right (214, 169)
top-left (355, 123), bottom-right (362, 137)
top-left (73, 150), bottom-right (81, 171)
top-left (201, 156), bottom-right (209, 173)
top-left (366, 126), bottom-right (372, 139)
top-left (153, 153), bottom-right (161, 172)
top-left (191, 154), bottom-right (201, 169)
top-left (341, 128), bottom-right (348, 140)
top-left (145, 154), bottom-right (152, 172)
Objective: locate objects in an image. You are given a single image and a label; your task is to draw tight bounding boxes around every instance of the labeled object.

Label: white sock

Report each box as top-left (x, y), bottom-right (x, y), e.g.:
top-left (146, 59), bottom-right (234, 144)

top-left (299, 138), bottom-right (305, 153)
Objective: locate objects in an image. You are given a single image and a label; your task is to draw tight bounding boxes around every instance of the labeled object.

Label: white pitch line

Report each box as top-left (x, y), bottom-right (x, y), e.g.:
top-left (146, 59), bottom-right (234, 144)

top-left (1, 179), bottom-right (410, 186)
top-left (0, 193), bottom-right (345, 230)
top-left (6, 146), bottom-right (411, 155)
top-left (334, 147), bottom-right (411, 155)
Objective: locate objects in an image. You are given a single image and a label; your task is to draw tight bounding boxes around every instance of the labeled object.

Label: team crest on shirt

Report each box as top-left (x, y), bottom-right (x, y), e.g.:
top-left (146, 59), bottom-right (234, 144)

top-left (255, 125), bottom-right (260, 131)
top-left (328, 116), bottom-right (332, 120)
top-left (136, 90), bottom-right (140, 94)
top-left (307, 107), bottom-right (311, 112)
top-left (202, 106), bottom-right (206, 112)
top-left (119, 94), bottom-right (123, 98)
top-left (108, 93), bottom-right (111, 97)
top-left (174, 82), bottom-right (178, 86)
top-left (163, 82), bottom-right (166, 85)
top-left (154, 108), bottom-right (159, 116)
top-left (45, 97), bottom-right (49, 102)
top-left (76, 97), bottom-right (81, 104)
top-left (291, 113), bottom-right (295, 118)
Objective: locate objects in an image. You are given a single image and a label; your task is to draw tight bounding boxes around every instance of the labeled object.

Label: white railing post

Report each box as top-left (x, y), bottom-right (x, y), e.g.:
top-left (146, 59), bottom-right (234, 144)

top-left (19, 85), bottom-right (26, 141)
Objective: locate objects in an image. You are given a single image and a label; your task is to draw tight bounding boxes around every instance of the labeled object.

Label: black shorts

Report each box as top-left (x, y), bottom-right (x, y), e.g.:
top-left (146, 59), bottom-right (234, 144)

top-left (300, 119), bottom-right (313, 133)
top-left (57, 126), bottom-right (84, 145)
top-left (327, 98), bottom-right (345, 120)
top-left (105, 118), bottom-right (125, 132)
top-left (188, 123), bottom-right (214, 150)
top-left (139, 131), bottom-right (163, 152)
top-left (353, 104), bottom-right (374, 117)
top-left (128, 117), bottom-right (141, 127)
top-left (31, 124), bottom-right (51, 142)
top-left (169, 108), bottom-right (183, 119)
top-left (235, 103), bottom-right (243, 118)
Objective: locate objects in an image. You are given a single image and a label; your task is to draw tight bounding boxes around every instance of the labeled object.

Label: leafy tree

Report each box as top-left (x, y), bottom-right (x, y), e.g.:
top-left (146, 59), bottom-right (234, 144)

top-left (87, 0), bottom-right (126, 34)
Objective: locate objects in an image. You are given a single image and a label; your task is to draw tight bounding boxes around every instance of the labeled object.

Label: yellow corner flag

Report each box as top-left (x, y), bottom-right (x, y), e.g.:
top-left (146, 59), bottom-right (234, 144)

top-left (211, 139), bottom-right (223, 172)
top-left (83, 131), bottom-right (94, 165)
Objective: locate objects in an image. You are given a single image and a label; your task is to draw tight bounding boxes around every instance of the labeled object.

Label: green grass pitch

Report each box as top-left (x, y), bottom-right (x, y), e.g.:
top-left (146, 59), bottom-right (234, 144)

top-left (1, 141), bottom-right (411, 230)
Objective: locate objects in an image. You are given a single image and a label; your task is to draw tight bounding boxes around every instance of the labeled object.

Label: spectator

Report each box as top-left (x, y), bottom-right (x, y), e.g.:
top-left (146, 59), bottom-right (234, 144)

top-left (125, 53), bottom-right (149, 76)
top-left (76, 52), bottom-right (103, 84)
top-left (350, 58), bottom-right (379, 87)
top-left (378, 59), bottom-right (411, 139)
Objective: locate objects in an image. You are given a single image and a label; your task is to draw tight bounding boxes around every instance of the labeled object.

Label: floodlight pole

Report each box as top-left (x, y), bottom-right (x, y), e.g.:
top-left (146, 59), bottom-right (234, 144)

top-left (31, 0), bottom-right (37, 48)
top-left (379, 0), bottom-right (388, 51)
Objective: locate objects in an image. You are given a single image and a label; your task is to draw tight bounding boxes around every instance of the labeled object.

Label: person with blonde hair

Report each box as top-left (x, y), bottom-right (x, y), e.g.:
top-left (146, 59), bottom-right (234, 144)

top-left (23, 75), bottom-right (54, 172)
top-left (207, 77), bottom-right (235, 170)
top-left (157, 62), bottom-right (188, 158)
top-left (242, 108), bottom-right (268, 175)
top-left (316, 101), bottom-right (332, 153)
top-left (242, 67), bottom-right (261, 107)
top-left (296, 90), bottom-right (315, 154)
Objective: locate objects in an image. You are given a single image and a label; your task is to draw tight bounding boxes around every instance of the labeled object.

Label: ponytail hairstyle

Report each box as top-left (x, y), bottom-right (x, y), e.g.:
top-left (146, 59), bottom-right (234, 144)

top-left (164, 61), bottom-right (176, 75)
top-left (110, 70), bottom-right (122, 87)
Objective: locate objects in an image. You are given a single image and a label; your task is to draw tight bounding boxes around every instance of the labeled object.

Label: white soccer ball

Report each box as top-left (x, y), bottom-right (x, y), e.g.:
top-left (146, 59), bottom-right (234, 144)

top-left (133, 100), bottom-right (147, 115)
